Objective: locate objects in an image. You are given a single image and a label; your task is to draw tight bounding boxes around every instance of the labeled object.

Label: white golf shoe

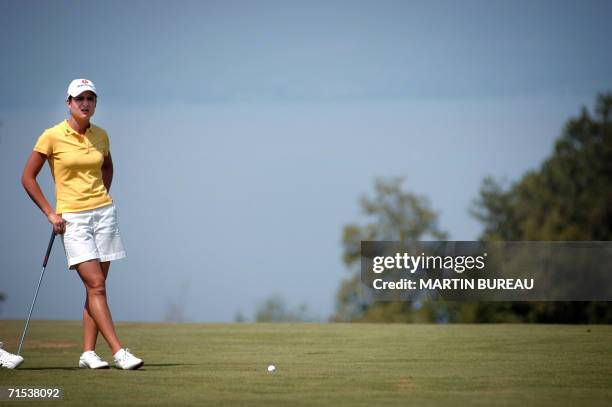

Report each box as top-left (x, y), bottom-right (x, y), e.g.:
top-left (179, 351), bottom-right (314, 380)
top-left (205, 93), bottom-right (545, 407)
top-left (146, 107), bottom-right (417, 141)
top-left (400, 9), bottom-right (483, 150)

top-left (0, 342), bottom-right (24, 369)
top-left (79, 350), bottom-right (110, 369)
top-left (113, 348), bottom-right (143, 370)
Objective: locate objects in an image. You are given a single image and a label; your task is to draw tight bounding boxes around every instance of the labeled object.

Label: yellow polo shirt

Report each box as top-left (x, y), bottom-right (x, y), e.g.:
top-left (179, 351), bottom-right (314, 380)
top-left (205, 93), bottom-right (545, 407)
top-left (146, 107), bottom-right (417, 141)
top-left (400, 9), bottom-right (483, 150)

top-left (33, 120), bottom-right (113, 214)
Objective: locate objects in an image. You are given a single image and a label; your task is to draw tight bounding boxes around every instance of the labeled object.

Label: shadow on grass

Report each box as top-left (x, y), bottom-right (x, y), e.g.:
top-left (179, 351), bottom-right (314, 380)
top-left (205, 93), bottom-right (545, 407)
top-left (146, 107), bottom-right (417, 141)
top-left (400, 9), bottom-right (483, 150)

top-left (139, 363), bottom-right (198, 368)
top-left (17, 363), bottom-right (196, 371)
top-left (16, 367), bottom-right (81, 371)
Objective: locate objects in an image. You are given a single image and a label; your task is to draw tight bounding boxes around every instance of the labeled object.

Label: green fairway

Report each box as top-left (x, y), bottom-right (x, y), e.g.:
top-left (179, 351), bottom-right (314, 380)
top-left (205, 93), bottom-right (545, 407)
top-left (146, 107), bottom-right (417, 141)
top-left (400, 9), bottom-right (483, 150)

top-left (0, 321), bottom-right (610, 406)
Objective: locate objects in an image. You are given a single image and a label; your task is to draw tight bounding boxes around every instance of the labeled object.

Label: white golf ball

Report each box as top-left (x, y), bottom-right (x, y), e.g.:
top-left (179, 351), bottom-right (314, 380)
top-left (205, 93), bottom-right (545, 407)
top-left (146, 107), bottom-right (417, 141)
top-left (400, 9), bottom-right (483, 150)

top-left (267, 364), bottom-right (276, 373)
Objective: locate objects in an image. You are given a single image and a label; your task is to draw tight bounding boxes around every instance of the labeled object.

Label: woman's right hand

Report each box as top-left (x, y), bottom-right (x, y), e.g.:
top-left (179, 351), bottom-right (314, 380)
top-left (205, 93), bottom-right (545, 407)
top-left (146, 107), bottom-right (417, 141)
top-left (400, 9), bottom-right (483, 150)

top-left (47, 213), bottom-right (66, 235)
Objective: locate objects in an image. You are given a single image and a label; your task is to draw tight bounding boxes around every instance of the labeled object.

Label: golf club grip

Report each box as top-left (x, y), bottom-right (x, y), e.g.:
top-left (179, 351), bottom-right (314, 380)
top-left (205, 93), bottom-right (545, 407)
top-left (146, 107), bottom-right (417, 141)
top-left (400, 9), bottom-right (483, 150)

top-left (42, 230), bottom-right (56, 267)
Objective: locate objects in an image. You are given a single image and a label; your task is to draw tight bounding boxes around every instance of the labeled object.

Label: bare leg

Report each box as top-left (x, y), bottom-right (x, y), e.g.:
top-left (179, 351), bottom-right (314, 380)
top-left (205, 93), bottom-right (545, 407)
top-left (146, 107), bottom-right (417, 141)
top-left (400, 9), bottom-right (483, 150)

top-left (82, 261), bottom-right (110, 352)
top-left (76, 260), bottom-right (122, 354)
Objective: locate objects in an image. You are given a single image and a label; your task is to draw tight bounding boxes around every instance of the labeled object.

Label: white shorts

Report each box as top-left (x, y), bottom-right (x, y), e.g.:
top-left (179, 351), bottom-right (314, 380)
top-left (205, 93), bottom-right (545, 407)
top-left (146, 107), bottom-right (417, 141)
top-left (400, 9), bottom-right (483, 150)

top-left (60, 203), bottom-right (127, 269)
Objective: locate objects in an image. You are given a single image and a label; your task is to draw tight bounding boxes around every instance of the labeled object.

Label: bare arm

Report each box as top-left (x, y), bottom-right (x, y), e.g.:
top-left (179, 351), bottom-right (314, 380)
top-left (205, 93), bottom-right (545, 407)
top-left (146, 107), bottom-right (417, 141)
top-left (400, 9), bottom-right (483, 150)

top-left (102, 151), bottom-right (114, 192)
top-left (21, 151), bottom-right (66, 234)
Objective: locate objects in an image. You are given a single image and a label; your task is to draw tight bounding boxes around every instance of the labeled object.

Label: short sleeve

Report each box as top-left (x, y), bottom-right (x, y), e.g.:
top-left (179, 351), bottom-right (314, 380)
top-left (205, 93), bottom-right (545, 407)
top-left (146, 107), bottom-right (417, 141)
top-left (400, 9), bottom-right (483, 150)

top-left (102, 130), bottom-right (110, 157)
top-left (33, 129), bottom-right (54, 156)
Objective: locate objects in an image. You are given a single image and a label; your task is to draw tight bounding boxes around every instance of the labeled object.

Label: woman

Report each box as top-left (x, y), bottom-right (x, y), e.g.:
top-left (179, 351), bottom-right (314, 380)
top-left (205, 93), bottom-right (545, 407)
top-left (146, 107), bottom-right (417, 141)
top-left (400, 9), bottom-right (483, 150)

top-left (21, 79), bottom-right (143, 370)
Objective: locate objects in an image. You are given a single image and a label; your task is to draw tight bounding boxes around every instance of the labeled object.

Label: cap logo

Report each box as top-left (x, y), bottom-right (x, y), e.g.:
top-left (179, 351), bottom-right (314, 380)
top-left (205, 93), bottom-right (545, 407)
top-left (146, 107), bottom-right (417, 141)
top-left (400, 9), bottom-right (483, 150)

top-left (82, 80), bottom-right (89, 84)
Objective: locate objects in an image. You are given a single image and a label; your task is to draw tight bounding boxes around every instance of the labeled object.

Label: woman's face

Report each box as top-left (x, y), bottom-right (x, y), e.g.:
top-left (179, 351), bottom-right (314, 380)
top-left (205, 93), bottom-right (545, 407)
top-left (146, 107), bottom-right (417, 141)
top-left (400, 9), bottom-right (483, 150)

top-left (67, 90), bottom-right (97, 121)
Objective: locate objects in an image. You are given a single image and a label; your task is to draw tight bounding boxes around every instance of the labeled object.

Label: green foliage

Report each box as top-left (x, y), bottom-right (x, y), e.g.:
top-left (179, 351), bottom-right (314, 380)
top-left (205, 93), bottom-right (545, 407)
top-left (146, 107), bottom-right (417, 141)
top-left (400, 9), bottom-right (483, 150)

top-left (341, 177), bottom-right (448, 269)
top-left (469, 93), bottom-right (612, 323)
top-left (332, 274), bottom-right (369, 322)
top-left (469, 177), bottom-right (519, 241)
top-left (332, 177), bottom-right (447, 322)
top-left (255, 294), bottom-right (312, 322)
top-left (472, 93), bottom-right (612, 241)
top-left (334, 93), bottom-right (612, 323)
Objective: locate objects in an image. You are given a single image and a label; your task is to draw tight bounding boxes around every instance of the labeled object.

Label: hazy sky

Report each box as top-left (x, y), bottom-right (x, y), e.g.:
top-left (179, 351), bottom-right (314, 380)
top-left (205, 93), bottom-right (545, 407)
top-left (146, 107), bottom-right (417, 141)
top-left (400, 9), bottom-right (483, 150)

top-left (1, 0), bottom-right (611, 323)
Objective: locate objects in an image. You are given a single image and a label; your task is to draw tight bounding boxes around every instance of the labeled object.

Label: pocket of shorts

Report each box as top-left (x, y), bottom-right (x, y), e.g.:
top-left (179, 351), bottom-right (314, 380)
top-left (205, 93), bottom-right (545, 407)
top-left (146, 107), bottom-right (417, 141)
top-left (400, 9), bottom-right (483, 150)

top-left (62, 212), bottom-right (85, 235)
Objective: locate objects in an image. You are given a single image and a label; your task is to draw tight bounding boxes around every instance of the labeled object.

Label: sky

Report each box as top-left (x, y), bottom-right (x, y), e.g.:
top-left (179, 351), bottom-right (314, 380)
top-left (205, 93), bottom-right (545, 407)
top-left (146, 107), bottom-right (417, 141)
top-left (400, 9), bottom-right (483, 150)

top-left (1, 0), bottom-right (611, 323)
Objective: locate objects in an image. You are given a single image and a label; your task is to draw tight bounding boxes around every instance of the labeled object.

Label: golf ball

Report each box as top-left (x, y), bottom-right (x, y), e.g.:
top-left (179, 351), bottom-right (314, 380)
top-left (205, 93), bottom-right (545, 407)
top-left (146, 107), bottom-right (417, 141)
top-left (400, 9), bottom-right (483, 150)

top-left (267, 364), bottom-right (276, 373)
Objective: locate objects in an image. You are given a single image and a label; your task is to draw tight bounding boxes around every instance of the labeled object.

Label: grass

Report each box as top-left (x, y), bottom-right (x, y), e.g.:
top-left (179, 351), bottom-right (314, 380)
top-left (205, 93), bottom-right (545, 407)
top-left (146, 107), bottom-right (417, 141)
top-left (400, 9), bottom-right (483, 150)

top-left (0, 321), bottom-right (611, 406)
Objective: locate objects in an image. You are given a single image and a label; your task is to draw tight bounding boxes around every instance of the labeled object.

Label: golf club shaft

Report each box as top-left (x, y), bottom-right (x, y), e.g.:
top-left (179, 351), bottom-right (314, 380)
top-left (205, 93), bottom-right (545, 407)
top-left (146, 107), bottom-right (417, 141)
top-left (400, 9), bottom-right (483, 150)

top-left (17, 230), bottom-right (56, 356)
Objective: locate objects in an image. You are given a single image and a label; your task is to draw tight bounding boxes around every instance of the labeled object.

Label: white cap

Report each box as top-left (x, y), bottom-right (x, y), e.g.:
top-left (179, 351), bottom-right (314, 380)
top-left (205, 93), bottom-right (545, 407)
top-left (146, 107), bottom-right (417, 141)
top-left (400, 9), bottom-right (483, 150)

top-left (67, 79), bottom-right (97, 99)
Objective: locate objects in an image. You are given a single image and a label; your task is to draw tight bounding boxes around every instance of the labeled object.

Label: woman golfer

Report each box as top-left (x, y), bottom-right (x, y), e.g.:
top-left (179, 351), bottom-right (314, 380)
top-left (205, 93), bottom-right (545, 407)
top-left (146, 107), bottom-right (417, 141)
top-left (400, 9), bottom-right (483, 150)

top-left (21, 79), bottom-right (143, 370)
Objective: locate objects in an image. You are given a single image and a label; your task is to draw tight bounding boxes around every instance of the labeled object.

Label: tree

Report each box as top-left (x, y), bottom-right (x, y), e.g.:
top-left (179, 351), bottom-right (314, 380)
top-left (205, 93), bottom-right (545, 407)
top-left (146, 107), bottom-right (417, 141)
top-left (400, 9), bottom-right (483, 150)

top-left (332, 177), bottom-right (447, 321)
top-left (472, 93), bottom-right (612, 241)
top-left (254, 294), bottom-right (312, 322)
top-left (470, 93), bottom-right (612, 322)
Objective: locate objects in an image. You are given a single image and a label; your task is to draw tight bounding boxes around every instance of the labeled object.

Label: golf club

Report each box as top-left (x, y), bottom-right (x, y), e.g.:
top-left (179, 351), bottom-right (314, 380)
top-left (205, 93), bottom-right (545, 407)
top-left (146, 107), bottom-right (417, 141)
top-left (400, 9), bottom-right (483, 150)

top-left (17, 229), bottom-right (56, 356)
